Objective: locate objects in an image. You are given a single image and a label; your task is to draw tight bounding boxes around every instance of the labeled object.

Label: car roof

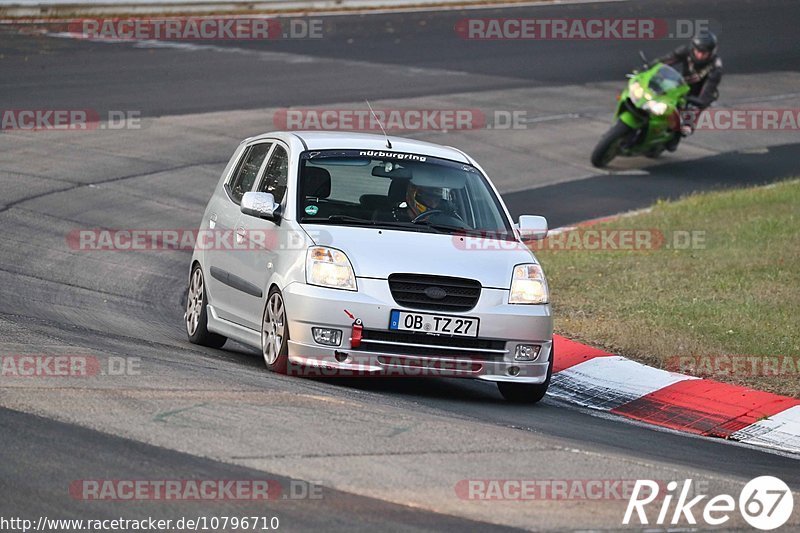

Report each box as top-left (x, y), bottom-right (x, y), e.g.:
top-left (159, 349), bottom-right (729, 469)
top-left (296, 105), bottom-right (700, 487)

top-left (249, 131), bottom-right (472, 164)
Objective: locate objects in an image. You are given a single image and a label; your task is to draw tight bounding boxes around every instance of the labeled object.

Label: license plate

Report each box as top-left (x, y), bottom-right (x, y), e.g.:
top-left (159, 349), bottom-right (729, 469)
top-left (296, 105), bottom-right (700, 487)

top-left (389, 310), bottom-right (479, 337)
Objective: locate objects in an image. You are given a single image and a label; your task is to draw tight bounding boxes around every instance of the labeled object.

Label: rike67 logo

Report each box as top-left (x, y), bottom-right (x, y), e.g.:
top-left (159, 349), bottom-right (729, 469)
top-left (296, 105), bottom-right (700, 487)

top-left (624, 476), bottom-right (794, 530)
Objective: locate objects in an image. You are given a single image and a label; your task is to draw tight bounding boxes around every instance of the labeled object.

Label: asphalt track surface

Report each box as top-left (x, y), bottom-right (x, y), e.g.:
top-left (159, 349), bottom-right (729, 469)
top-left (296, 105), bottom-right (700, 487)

top-left (2, 0), bottom-right (798, 116)
top-left (1, 408), bottom-right (514, 532)
top-left (1, 0), bottom-right (799, 530)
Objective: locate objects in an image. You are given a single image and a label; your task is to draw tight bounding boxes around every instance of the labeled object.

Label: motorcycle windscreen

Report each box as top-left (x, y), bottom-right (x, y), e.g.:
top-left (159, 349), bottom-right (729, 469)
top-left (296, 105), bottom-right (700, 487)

top-left (649, 65), bottom-right (686, 95)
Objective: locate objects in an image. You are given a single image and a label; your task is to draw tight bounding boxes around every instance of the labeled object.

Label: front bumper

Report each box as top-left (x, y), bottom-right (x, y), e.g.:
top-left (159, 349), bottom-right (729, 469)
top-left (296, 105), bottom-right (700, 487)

top-left (282, 278), bottom-right (553, 383)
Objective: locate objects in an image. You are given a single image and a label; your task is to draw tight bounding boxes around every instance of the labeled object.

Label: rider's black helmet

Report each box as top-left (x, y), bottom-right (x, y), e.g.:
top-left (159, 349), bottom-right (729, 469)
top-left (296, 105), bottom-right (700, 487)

top-left (690, 31), bottom-right (718, 66)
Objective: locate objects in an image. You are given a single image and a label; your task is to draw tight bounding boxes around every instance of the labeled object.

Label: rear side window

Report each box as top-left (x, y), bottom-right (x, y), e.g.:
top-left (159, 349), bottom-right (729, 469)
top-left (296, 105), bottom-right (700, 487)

top-left (228, 143), bottom-right (271, 203)
top-left (258, 145), bottom-right (289, 204)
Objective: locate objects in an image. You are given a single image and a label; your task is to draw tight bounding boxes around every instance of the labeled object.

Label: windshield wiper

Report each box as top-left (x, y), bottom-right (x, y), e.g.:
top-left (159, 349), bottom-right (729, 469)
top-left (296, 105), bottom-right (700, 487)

top-left (305, 215), bottom-right (426, 231)
top-left (412, 220), bottom-right (516, 240)
top-left (303, 215), bottom-right (483, 235)
top-left (411, 219), bottom-right (472, 234)
top-left (321, 215), bottom-right (375, 224)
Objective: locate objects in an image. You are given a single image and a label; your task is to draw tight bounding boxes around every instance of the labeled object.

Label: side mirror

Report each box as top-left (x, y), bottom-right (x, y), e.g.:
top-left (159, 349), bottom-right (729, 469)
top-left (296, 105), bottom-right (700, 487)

top-left (241, 191), bottom-right (280, 220)
top-left (517, 215), bottom-right (548, 241)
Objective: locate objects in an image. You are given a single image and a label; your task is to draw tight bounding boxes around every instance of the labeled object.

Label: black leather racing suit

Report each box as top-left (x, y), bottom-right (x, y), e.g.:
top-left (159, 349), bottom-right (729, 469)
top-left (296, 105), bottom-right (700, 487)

top-left (655, 44), bottom-right (723, 109)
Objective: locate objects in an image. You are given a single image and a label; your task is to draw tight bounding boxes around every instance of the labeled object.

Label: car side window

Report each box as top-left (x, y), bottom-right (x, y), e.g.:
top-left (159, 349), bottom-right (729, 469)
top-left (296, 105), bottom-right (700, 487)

top-left (228, 143), bottom-right (271, 204)
top-left (258, 145), bottom-right (289, 204)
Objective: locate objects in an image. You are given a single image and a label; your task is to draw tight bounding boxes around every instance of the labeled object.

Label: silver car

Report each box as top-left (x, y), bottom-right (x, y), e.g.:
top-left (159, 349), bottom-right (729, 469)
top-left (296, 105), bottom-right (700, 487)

top-left (186, 131), bottom-right (553, 402)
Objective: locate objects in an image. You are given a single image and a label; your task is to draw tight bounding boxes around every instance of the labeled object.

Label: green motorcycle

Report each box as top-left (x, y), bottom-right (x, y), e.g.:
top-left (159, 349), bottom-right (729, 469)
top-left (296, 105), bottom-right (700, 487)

top-left (591, 53), bottom-right (690, 168)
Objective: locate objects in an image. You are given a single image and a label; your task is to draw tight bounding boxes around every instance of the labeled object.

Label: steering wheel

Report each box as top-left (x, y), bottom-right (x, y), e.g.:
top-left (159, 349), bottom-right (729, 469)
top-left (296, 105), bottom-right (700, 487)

top-left (412, 209), bottom-right (442, 223)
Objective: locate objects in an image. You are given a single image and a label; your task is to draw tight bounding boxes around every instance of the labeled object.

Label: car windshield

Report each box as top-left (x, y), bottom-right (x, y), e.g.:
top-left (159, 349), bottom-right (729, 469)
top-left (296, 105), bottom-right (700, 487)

top-left (296, 150), bottom-right (513, 237)
top-left (649, 64), bottom-right (686, 95)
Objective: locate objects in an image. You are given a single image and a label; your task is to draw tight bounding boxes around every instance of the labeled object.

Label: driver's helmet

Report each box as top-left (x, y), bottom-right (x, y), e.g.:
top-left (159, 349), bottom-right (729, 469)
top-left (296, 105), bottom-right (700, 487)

top-left (406, 183), bottom-right (444, 218)
top-left (690, 30), bottom-right (718, 66)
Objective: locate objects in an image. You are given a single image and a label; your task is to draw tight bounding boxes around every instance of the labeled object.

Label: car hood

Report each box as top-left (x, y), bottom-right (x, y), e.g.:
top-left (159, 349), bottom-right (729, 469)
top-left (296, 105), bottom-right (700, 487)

top-left (304, 224), bottom-right (536, 289)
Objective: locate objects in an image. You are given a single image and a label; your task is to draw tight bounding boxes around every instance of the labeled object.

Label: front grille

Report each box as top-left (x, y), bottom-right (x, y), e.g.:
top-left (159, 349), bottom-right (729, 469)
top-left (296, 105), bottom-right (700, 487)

top-left (388, 273), bottom-right (481, 312)
top-left (360, 329), bottom-right (506, 359)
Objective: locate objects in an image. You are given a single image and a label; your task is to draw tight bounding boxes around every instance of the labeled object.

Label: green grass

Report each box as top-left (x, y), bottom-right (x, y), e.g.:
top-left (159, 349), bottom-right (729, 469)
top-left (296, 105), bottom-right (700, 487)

top-left (536, 179), bottom-right (800, 397)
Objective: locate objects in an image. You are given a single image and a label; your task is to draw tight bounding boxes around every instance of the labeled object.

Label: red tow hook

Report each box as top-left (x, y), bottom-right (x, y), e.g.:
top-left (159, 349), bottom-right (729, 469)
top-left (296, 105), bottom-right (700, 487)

top-left (350, 319), bottom-right (363, 349)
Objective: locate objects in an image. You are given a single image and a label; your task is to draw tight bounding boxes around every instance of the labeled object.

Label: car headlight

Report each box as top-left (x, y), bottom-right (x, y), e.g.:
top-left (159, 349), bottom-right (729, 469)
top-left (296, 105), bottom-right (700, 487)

top-left (643, 100), bottom-right (668, 115)
top-left (306, 246), bottom-right (357, 291)
top-left (509, 264), bottom-right (549, 304)
top-left (629, 81), bottom-right (645, 103)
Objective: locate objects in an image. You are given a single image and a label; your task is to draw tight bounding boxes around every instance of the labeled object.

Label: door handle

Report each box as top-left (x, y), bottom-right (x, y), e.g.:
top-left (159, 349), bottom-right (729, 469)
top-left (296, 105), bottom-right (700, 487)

top-left (209, 213), bottom-right (217, 229)
top-left (236, 226), bottom-right (246, 245)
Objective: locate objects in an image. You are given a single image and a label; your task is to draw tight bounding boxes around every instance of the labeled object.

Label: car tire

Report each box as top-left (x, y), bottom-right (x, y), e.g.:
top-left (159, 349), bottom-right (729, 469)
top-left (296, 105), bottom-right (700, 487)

top-left (497, 348), bottom-right (554, 404)
top-left (261, 287), bottom-right (289, 374)
top-left (185, 265), bottom-right (227, 348)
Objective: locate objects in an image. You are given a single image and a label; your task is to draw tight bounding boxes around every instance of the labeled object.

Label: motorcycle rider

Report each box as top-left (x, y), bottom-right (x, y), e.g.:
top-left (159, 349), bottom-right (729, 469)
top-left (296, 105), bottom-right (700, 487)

top-left (654, 30), bottom-right (722, 151)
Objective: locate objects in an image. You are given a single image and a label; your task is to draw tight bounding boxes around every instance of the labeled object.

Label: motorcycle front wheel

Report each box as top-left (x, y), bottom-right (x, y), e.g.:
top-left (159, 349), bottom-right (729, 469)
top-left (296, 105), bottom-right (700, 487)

top-left (591, 120), bottom-right (633, 168)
